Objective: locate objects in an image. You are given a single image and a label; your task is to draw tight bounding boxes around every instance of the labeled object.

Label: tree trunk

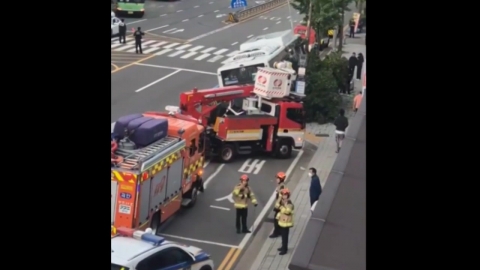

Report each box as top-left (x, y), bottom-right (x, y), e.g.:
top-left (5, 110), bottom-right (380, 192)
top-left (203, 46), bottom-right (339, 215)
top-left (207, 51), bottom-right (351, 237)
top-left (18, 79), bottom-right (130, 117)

top-left (338, 10), bottom-right (345, 51)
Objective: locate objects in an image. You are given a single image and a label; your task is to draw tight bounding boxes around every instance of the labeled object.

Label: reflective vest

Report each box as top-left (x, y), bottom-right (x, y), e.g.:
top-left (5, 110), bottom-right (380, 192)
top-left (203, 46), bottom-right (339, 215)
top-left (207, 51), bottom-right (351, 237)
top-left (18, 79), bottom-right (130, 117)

top-left (274, 183), bottom-right (286, 211)
top-left (232, 184), bottom-right (257, 209)
top-left (276, 200), bottom-right (294, 228)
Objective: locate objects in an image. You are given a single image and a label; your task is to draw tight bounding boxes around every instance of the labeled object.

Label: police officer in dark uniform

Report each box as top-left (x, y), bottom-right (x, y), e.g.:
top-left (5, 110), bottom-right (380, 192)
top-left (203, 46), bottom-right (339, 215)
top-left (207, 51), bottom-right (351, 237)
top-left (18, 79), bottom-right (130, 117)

top-left (269, 172), bottom-right (287, 238)
top-left (349, 19), bottom-right (355, 38)
top-left (118, 19), bottom-right (127, 44)
top-left (133, 27), bottom-right (145, 54)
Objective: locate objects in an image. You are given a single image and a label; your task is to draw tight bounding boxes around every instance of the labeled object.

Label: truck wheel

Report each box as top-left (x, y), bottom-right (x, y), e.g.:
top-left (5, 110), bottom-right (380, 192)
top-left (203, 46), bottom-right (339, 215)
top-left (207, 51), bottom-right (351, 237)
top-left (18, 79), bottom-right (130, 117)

top-left (275, 140), bottom-right (292, 159)
top-left (150, 211), bottom-right (161, 235)
top-left (219, 144), bottom-right (235, 163)
top-left (186, 187), bottom-right (198, 208)
top-left (199, 266), bottom-right (212, 270)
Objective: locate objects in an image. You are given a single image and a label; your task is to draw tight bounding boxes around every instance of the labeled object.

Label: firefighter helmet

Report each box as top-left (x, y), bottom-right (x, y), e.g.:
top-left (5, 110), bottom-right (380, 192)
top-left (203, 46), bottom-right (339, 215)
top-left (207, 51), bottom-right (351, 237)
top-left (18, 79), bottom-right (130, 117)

top-left (276, 172), bottom-right (286, 181)
top-left (280, 188), bottom-right (291, 196)
top-left (240, 174), bottom-right (249, 181)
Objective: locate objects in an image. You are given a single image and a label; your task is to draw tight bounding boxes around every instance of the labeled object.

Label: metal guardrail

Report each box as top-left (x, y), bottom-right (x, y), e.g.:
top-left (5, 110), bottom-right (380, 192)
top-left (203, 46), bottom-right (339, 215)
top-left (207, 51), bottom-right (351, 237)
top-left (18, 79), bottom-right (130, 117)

top-left (227, 0), bottom-right (288, 23)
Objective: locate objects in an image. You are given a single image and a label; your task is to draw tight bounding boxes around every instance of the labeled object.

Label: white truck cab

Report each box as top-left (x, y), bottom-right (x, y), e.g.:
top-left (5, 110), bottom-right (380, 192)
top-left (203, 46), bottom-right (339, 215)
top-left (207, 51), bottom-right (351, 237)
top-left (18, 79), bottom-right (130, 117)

top-left (111, 13), bottom-right (121, 36)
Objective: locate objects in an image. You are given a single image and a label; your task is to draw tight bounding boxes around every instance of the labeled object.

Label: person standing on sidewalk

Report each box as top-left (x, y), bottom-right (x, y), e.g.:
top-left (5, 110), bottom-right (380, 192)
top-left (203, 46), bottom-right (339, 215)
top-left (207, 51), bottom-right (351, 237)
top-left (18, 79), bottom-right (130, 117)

top-left (348, 53), bottom-right (358, 80)
top-left (334, 109), bottom-right (349, 153)
top-left (349, 19), bottom-right (356, 38)
top-left (353, 91), bottom-right (363, 113)
top-left (118, 19), bottom-right (127, 44)
top-left (232, 174), bottom-right (258, 234)
top-left (308, 168), bottom-right (322, 206)
top-left (269, 172), bottom-right (287, 238)
top-left (276, 188), bottom-right (294, 255)
top-left (356, 53), bottom-right (364, 80)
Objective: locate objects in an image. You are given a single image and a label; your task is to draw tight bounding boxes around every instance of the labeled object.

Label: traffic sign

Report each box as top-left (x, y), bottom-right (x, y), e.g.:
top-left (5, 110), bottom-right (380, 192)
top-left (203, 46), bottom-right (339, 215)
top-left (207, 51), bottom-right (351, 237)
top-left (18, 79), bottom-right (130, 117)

top-left (230, 0), bottom-right (247, 9)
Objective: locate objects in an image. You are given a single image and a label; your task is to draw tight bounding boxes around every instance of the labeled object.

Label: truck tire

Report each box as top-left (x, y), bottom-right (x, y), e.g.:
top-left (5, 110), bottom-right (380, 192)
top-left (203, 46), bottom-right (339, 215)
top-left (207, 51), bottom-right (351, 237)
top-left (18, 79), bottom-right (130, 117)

top-left (219, 144), bottom-right (235, 163)
top-left (185, 187), bottom-right (198, 208)
top-left (275, 140), bottom-right (292, 159)
top-left (199, 266), bottom-right (212, 270)
top-left (150, 211), bottom-right (161, 235)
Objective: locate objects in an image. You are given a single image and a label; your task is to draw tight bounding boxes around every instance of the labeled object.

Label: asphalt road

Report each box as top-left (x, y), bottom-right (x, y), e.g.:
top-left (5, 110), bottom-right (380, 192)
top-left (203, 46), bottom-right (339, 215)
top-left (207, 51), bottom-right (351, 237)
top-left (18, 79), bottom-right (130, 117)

top-left (113, 0), bottom-right (263, 41)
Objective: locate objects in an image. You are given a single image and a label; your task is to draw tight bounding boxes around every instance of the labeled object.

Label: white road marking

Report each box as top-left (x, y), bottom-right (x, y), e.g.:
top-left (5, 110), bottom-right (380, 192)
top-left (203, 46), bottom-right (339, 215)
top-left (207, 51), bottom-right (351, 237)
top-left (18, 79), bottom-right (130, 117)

top-left (216, 194), bottom-right (234, 203)
top-left (194, 54), bottom-right (211, 61)
top-left (238, 150), bottom-right (304, 249)
top-left (135, 63), bottom-right (217, 75)
top-left (227, 50), bottom-right (240, 56)
top-left (180, 51), bottom-right (197, 59)
top-left (207, 55), bottom-right (224, 63)
top-left (213, 48), bottom-right (229, 55)
top-left (175, 44), bottom-right (192, 50)
top-left (142, 47), bottom-right (160, 54)
top-left (209, 2), bottom-right (214, 4)
top-left (194, 5), bottom-right (199, 8)
top-left (247, 34), bottom-right (254, 38)
top-left (188, 45), bottom-right (204, 52)
top-left (198, 14), bottom-right (204, 17)
top-left (168, 50), bottom-right (185, 57)
top-left (162, 42), bottom-right (180, 49)
top-left (126, 19), bottom-right (146, 24)
top-left (134, 70), bottom-right (182, 93)
top-left (160, 233), bottom-right (238, 248)
top-left (142, 40), bottom-right (158, 46)
top-left (154, 48), bottom-right (173, 55)
top-left (231, 42), bottom-right (238, 46)
top-left (150, 41), bottom-right (168, 47)
top-left (146, 25), bottom-right (169, 32)
top-left (276, 21), bottom-right (281, 24)
top-left (263, 27), bottom-right (269, 30)
top-left (203, 164), bottom-right (225, 189)
top-left (160, 14), bottom-right (167, 16)
top-left (188, 23), bottom-right (238, 42)
top-left (182, 19), bottom-right (189, 22)
top-left (113, 45), bottom-right (134, 51)
top-left (177, 10), bottom-right (183, 12)
top-left (201, 47), bottom-right (216, 53)
top-left (111, 43), bottom-right (123, 48)
top-left (203, 160), bottom-right (210, 168)
top-left (210, 205), bottom-right (230, 211)
top-left (126, 47), bottom-right (138, 53)
top-left (214, 10), bottom-right (219, 12)
top-left (286, 16), bottom-right (291, 19)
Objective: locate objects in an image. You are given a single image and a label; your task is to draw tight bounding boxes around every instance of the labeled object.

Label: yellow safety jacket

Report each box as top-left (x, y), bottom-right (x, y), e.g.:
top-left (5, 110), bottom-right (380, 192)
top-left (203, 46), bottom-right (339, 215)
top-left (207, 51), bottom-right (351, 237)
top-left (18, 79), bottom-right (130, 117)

top-left (276, 200), bottom-right (294, 228)
top-left (274, 183), bottom-right (286, 211)
top-left (232, 184), bottom-right (257, 209)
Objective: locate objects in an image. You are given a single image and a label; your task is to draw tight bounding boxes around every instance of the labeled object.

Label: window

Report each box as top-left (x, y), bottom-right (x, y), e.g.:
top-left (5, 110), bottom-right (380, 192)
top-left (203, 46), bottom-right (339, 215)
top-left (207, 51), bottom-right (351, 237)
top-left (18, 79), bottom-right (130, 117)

top-left (137, 248), bottom-right (193, 270)
top-left (198, 132), bottom-right (205, 153)
top-left (286, 108), bottom-right (305, 128)
top-left (220, 63), bottom-right (265, 86)
top-left (189, 139), bottom-right (196, 157)
top-left (260, 103), bottom-right (272, 114)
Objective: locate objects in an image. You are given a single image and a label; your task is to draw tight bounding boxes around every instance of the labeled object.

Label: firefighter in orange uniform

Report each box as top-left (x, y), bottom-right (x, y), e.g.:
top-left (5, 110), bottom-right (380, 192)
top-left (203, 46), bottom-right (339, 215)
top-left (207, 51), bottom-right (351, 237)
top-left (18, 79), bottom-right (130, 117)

top-left (276, 188), bottom-right (294, 255)
top-left (232, 174), bottom-right (258, 234)
top-left (269, 172), bottom-right (287, 238)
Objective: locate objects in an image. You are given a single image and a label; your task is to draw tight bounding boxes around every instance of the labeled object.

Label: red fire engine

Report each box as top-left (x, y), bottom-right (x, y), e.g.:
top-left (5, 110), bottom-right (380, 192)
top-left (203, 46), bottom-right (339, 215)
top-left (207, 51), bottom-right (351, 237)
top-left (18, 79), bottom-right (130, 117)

top-left (174, 65), bottom-right (306, 162)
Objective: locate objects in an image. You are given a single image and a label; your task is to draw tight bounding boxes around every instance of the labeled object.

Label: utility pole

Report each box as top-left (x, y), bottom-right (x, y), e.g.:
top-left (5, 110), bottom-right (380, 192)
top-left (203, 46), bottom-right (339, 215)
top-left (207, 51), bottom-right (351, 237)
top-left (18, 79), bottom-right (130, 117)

top-left (294, 0), bottom-right (312, 97)
top-left (304, 0), bottom-right (314, 53)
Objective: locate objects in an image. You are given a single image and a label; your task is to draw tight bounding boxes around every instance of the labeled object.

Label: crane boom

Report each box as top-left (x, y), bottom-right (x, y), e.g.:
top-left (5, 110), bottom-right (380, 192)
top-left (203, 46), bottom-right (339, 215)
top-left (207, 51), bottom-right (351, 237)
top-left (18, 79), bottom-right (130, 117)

top-left (179, 85), bottom-right (255, 124)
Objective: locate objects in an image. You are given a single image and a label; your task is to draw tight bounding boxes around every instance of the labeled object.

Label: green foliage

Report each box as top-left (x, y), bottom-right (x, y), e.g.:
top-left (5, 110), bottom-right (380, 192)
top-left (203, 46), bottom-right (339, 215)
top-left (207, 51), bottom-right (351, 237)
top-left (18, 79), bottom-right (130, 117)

top-left (303, 51), bottom-right (345, 124)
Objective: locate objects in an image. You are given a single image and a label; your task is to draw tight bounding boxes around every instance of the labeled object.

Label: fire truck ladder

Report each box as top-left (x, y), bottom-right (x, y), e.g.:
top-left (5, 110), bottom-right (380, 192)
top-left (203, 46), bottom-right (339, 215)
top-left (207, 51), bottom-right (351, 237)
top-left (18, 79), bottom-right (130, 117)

top-left (119, 137), bottom-right (179, 170)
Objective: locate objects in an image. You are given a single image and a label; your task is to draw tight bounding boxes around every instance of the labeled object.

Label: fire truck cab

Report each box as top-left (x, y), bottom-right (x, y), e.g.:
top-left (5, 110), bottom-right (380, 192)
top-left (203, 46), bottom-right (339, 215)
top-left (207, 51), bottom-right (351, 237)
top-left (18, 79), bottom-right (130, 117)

top-left (111, 112), bottom-right (205, 235)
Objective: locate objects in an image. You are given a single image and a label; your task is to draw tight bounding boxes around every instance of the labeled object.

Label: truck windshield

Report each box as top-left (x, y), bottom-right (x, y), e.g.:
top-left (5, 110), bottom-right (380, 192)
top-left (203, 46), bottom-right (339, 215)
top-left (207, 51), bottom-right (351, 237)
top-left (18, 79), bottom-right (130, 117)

top-left (111, 264), bottom-right (129, 270)
top-left (287, 108), bottom-right (306, 129)
top-left (220, 63), bottom-right (265, 86)
top-left (118, 0), bottom-right (145, 3)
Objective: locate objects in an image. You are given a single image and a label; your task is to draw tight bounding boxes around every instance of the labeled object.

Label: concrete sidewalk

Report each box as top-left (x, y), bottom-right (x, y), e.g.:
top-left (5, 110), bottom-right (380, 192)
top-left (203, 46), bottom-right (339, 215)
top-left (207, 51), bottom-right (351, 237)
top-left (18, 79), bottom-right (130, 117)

top-left (244, 42), bottom-right (366, 270)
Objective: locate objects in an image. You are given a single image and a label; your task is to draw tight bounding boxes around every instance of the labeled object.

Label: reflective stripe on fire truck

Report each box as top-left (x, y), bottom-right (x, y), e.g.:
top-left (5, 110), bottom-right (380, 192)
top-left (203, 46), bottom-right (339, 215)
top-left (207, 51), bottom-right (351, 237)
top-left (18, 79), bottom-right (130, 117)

top-left (112, 171), bottom-right (135, 183)
top-left (184, 156), bottom-right (204, 176)
top-left (226, 129), bottom-right (263, 141)
top-left (146, 149), bottom-right (183, 181)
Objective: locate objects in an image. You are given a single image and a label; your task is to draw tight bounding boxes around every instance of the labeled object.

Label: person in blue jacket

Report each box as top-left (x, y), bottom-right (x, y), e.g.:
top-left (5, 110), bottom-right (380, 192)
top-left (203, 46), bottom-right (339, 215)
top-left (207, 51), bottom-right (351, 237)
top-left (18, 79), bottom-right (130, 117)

top-left (309, 167), bottom-right (322, 206)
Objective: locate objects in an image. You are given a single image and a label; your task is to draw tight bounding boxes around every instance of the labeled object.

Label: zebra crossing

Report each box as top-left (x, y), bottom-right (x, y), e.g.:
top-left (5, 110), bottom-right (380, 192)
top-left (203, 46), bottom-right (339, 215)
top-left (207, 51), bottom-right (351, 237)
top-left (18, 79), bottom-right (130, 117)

top-left (111, 37), bottom-right (239, 63)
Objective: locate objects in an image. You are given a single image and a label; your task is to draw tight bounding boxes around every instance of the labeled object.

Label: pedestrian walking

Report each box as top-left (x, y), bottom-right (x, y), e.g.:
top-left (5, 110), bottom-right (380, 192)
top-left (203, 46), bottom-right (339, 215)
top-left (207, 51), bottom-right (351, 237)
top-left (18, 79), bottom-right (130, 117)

top-left (133, 27), bottom-right (145, 54)
top-left (334, 109), bottom-right (349, 153)
top-left (356, 53), bottom-right (364, 80)
top-left (276, 188), bottom-right (294, 255)
top-left (308, 168), bottom-right (322, 206)
top-left (349, 18), bottom-right (355, 38)
top-left (232, 174), bottom-right (258, 234)
top-left (348, 53), bottom-right (358, 79)
top-left (353, 91), bottom-right (363, 113)
top-left (269, 172), bottom-right (287, 238)
top-left (118, 19), bottom-right (127, 44)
